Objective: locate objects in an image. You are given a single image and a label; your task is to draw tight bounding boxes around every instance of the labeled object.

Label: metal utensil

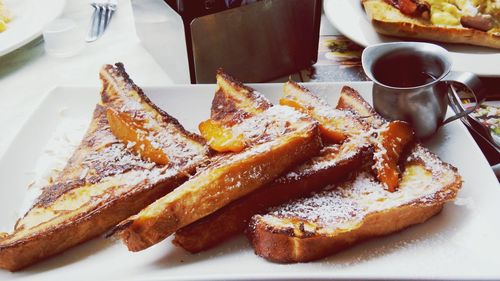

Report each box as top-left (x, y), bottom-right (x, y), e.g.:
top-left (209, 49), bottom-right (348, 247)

top-left (448, 83), bottom-right (500, 153)
top-left (86, 0), bottom-right (117, 42)
top-left (362, 42), bottom-right (484, 139)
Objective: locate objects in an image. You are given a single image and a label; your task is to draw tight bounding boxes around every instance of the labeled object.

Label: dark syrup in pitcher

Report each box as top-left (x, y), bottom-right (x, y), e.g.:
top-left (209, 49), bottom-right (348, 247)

top-left (372, 52), bottom-right (438, 88)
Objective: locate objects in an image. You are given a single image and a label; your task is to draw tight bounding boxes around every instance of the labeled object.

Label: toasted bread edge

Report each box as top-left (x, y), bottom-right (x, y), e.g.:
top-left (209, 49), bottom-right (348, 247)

top-left (362, 0), bottom-right (500, 49)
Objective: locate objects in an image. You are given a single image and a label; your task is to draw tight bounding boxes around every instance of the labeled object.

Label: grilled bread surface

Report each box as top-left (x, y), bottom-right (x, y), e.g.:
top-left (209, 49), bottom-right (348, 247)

top-left (362, 0), bottom-right (500, 49)
top-left (116, 76), bottom-right (322, 252)
top-left (0, 63), bottom-right (208, 271)
top-left (247, 87), bottom-right (462, 263)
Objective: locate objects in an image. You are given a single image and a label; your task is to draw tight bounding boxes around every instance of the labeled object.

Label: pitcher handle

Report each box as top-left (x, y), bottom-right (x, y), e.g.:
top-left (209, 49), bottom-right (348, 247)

top-left (441, 71), bottom-right (485, 125)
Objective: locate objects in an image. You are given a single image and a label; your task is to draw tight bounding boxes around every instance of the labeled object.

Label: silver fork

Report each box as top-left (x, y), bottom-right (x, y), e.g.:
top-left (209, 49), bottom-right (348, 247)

top-left (86, 0), bottom-right (117, 42)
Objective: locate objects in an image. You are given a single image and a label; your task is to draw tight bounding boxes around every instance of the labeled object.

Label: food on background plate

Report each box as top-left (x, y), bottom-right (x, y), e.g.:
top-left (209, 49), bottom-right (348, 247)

top-left (362, 0), bottom-right (500, 48)
top-left (0, 0), bottom-right (13, 32)
top-left (470, 103), bottom-right (500, 140)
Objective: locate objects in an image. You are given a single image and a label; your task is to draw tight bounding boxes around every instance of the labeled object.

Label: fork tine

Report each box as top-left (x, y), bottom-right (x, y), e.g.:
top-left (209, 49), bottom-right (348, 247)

top-left (97, 4), bottom-right (107, 38)
top-left (85, 3), bottom-right (100, 42)
top-left (103, 6), bottom-right (111, 30)
top-left (86, 0), bottom-right (117, 42)
top-left (104, 0), bottom-right (117, 31)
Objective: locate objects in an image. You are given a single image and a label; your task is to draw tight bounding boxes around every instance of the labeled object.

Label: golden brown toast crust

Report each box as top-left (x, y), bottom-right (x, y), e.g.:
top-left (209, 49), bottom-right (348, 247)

top-left (336, 86), bottom-right (385, 128)
top-left (249, 200), bottom-right (445, 263)
top-left (116, 71), bottom-right (324, 252)
top-left (173, 141), bottom-right (372, 253)
top-left (362, 0), bottom-right (500, 49)
top-left (210, 69), bottom-right (271, 126)
top-left (0, 64), bottom-right (208, 271)
top-left (199, 70), bottom-right (273, 153)
top-left (0, 107), bottom-right (190, 271)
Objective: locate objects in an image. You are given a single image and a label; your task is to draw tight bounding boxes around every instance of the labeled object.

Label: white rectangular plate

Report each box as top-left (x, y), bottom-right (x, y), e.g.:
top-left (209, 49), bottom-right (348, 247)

top-left (0, 83), bottom-right (499, 281)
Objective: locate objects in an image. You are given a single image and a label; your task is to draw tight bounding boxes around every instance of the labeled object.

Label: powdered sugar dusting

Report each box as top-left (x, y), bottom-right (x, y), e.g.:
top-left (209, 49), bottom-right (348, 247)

top-left (280, 139), bottom-right (369, 182)
top-left (119, 96), bottom-right (145, 112)
top-left (316, 104), bottom-right (355, 121)
top-left (252, 90), bottom-right (272, 109)
top-left (262, 145), bottom-right (459, 235)
top-left (406, 145), bottom-right (448, 176)
top-left (17, 117), bottom-right (89, 218)
top-left (83, 143), bottom-right (156, 178)
top-left (113, 164), bottom-right (180, 187)
top-left (232, 105), bottom-right (314, 144)
top-left (268, 191), bottom-right (362, 230)
top-left (146, 127), bottom-right (207, 168)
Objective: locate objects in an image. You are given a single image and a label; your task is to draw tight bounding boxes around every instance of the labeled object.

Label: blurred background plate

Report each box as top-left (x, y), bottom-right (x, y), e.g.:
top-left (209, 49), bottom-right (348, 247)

top-left (324, 0), bottom-right (500, 77)
top-left (0, 0), bottom-right (66, 56)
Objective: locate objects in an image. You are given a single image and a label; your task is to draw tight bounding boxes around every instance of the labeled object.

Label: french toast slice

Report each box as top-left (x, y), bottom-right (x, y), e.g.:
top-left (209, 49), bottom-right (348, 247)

top-left (173, 140), bottom-right (372, 253)
top-left (362, 0), bottom-right (500, 49)
top-left (249, 145), bottom-right (462, 263)
top-left (0, 63), bottom-right (208, 271)
top-left (116, 79), bottom-right (322, 252)
top-left (247, 89), bottom-right (462, 263)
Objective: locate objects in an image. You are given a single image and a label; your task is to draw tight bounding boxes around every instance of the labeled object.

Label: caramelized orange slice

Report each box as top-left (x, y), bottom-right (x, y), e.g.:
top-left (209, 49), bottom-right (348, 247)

top-left (280, 98), bottom-right (347, 142)
top-left (199, 119), bottom-right (246, 153)
top-left (106, 107), bottom-right (169, 165)
top-left (281, 81), bottom-right (365, 143)
top-left (374, 120), bottom-right (414, 192)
